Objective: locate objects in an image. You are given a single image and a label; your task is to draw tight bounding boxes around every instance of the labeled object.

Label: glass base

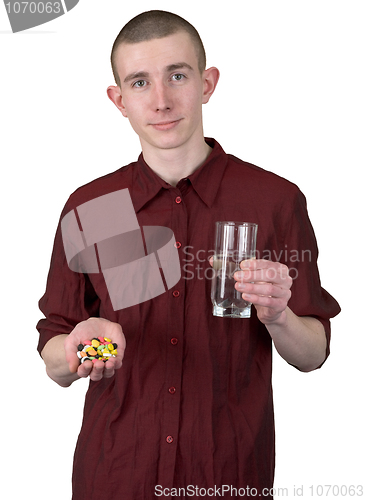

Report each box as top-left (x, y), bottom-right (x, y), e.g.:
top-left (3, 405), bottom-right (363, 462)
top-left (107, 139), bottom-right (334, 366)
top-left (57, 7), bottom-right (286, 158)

top-left (213, 304), bottom-right (251, 318)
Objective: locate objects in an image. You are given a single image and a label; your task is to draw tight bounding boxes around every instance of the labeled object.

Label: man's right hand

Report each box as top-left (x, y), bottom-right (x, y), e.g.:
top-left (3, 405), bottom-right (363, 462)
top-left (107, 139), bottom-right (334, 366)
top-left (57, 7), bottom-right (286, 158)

top-left (65, 317), bottom-right (126, 382)
top-left (41, 317), bottom-right (126, 387)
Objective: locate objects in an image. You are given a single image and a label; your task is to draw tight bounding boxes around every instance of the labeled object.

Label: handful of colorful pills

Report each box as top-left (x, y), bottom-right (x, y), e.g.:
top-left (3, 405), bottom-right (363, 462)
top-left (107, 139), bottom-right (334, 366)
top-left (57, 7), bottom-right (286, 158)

top-left (77, 337), bottom-right (118, 364)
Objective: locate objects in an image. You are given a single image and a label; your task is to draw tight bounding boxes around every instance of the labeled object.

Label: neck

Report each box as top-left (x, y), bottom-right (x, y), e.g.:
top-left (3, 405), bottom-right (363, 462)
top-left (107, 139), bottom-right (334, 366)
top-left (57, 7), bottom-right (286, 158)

top-left (140, 136), bottom-right (212, 187)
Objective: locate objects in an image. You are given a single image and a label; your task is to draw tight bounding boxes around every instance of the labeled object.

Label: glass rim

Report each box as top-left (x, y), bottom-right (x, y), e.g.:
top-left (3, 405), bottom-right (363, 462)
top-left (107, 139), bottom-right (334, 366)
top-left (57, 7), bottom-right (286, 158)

top-left (215, 221), bottom-right (258, 228)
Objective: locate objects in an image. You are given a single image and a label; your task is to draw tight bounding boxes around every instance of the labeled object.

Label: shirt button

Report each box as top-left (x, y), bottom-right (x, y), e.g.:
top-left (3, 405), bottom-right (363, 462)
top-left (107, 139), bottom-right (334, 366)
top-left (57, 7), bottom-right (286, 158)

top-left (174, 241), bottom-right (182, 249)
top-left (171, 338), bottom-right (178, 345)
top-left (168, 386), bottom-right (176, 394)
top-left (172, 290), bottom-right (180, 297)
top-left (175, 196), bottom-right (182, 204)
top-left (166, 435), bottom-right (174, 444)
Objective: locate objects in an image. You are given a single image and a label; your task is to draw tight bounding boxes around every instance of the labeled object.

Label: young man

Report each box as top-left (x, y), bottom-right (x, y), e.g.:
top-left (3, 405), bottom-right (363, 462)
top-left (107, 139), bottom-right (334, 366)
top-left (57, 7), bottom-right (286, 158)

top-left (38, 10), bottom-right (340, 500)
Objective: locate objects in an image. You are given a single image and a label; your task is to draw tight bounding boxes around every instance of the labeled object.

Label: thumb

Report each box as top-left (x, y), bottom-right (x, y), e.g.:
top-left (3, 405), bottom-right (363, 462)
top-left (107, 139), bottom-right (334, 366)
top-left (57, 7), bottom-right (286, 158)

top-left (64, 335), bottom-right (80, 374)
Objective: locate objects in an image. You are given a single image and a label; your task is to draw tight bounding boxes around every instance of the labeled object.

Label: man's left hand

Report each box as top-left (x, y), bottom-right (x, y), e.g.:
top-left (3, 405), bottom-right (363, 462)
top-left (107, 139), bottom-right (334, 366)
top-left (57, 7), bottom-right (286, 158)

top-left (234, 259), bottom-right (293, 325)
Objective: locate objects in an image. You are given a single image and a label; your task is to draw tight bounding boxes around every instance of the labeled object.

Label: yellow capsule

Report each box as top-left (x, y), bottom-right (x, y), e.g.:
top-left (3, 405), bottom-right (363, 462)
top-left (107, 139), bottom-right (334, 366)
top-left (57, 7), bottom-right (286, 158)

top-left (111, 349), bottom-right (118, 356)
top-left (104, 337), bottom-right (111, 342)
top-left (91, 339), bottom-right (100, 348)
top-left (108, 343), bottom-right (114, 351)
top-left (85, 346), bottom-right (92, 352)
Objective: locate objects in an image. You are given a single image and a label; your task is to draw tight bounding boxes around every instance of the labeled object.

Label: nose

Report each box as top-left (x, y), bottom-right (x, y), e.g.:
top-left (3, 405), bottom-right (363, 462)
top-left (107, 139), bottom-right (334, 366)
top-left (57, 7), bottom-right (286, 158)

top-left (152, 82), bottom-right (172, 112)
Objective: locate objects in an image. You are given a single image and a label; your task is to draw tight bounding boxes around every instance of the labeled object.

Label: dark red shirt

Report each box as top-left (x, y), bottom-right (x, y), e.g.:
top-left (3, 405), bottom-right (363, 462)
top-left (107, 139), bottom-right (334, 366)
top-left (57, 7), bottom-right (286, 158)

top-left (37, 139), bottom-right (340, 499)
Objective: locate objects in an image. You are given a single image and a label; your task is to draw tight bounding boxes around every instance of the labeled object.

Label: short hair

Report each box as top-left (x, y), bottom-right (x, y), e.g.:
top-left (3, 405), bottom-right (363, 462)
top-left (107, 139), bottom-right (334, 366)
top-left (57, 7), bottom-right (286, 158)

top-left (111, 10), bottom-right (207, 87)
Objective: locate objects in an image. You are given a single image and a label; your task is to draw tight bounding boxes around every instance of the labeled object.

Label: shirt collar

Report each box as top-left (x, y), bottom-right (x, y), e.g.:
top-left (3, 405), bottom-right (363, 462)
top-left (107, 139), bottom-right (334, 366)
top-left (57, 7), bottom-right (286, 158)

top-left (187, 138), bottom-right (228, 207)
top-left (131, 138), bottom-right (228, 212)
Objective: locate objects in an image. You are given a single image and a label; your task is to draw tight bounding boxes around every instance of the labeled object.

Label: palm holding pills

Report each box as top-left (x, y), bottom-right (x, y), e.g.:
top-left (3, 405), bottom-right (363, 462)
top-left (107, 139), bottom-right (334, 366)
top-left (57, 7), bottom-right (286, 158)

top-left (64, 318), bottom-right (126, 382)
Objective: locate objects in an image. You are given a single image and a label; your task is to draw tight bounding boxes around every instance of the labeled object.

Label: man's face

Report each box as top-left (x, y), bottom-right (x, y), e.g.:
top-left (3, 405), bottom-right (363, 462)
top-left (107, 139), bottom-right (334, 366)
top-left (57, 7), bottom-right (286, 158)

top-left (112, 32), bottom-right (211, 153)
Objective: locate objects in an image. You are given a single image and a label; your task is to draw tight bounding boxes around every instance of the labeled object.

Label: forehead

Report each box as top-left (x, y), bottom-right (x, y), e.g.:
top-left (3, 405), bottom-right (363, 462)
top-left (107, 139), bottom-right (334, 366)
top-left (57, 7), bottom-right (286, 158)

top-left (115, 31), bottom-right (199, 79)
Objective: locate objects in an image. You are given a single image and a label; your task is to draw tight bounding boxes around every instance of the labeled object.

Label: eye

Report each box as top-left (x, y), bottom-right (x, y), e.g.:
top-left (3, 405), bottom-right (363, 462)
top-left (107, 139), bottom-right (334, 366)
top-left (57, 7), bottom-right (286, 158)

top-left (132, 80), bottom-right (147, 88)
top-left (171, 73), bottom-right (185, 82)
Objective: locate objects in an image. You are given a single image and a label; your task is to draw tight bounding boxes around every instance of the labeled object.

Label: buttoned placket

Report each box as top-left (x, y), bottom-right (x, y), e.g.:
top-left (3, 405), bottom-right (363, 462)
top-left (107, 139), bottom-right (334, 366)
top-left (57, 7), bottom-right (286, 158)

top-left (157, 184), bottom-right (188, 488)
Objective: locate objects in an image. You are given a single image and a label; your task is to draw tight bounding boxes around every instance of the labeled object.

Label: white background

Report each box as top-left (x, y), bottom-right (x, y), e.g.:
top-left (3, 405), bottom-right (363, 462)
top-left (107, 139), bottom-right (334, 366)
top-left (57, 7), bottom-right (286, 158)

top-left (1, 1), bottom-right (363, 498)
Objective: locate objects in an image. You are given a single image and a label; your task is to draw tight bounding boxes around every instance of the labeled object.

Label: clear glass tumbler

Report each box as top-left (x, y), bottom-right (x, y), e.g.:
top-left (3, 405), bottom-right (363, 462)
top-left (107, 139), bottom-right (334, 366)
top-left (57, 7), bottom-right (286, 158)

top-left (211, 221), bottom-right (258, 318)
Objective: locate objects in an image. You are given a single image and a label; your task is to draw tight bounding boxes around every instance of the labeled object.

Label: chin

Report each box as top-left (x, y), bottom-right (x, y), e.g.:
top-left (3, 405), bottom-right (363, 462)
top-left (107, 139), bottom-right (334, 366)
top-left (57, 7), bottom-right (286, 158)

top-left (148, 134), bottom-right (188, 151)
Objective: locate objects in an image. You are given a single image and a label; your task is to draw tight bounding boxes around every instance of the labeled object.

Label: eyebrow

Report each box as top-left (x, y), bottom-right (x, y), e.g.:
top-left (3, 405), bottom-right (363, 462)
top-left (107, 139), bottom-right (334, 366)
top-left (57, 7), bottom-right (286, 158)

top-left (166, 62), bottom-right (194, 72)
top-left (123, 62), bottom-right (194, 84)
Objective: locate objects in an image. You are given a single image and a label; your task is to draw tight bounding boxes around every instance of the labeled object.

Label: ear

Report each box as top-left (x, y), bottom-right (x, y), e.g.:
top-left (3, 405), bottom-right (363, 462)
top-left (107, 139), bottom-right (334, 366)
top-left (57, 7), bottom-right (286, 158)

top-left (202, 67), bottom-right (220, 104)
top-left (106, 85), bottom-right (128, 117)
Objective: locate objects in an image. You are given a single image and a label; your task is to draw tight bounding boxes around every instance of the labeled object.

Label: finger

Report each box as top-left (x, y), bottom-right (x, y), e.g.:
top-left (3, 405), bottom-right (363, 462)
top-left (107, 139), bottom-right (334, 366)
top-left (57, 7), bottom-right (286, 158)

top-left (240, 259), bottom-right (279, 270)
top-left (235, 265), bottom-right (291, 287)
top-left (240, 291), bottom-right (289, 311)
top-left (239, 259), bottom-right (289, 277)
top-left (64, 347), bottom-right (81, 374)
top-left (77, 359), bottom-right (93, 378)
top-left (64, 337), bottom-right (82, 373)
top-left (103, 358), bottom-right (117, 378)
top-left (89, 360), bottom-right (106, 382)
top-left (111, 331), bottom-right (126, 369)
top-left (235, 281), bottom-right (290, 298)
top-left (239, 258), bottom-right (258, 270)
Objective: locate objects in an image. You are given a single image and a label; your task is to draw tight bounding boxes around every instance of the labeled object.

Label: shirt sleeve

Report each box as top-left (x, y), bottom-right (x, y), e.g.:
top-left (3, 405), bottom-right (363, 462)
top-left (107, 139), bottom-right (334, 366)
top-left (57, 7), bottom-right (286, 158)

top-left (281, 187), bottom-right (341, 367)
top-left (36, 205), bottom-right (101, 355)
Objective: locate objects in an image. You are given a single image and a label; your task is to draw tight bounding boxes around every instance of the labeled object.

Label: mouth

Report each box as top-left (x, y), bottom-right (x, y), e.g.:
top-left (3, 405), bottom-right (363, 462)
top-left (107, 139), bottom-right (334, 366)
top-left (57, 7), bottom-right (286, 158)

top-left (150, 119), bottom-right (183, 131)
